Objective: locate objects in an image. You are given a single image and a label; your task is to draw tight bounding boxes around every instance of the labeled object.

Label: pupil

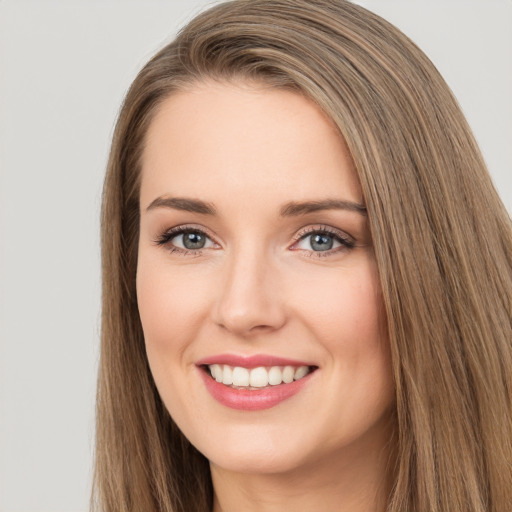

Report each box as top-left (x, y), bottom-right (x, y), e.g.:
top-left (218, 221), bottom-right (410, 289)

top-left (183, 232), bottom-right (205, 249)
top-left (311, 234), bottom-right (333, 251)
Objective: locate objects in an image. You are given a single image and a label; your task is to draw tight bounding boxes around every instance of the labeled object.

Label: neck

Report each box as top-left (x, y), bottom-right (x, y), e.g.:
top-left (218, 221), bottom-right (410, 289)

top-left (210, 414), bottom-right (396, 512)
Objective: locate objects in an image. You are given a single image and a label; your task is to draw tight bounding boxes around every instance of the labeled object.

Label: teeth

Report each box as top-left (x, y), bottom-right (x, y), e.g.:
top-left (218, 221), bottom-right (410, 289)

top-left (268, 366), bottom-right (282, 386)
top-left (222, 365), bottom-right (233, 385)
top-left (211, 364), bottom-right (222, 382)
top-left (207, 364), bottom-right (312, 388)
top-left (232, 367), bottom-right (249, 387)
top-left (249, 367), bottom-right (268, 388)
top-left (294, 366), bottom-right (309, 380)
top-left (282, 366), bottom-right (295, 384)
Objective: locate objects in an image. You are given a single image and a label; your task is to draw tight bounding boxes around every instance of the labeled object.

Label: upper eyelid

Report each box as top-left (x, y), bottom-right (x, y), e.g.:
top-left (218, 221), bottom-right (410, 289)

top-left (292, 224), bottom-right (354, 242)
top-left (165, 224), bottom-right (218, 240)
top-left (161, 223), bottom-right (350, 237)
top-left (155, 223), bottom-right (354, 250)
top-left (153, 224), bottom-right (219, 250)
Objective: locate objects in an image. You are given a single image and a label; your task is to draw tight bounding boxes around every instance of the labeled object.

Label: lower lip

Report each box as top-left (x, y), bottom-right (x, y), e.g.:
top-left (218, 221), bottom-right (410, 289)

top-left (198, 367), bottom-right (314, 411)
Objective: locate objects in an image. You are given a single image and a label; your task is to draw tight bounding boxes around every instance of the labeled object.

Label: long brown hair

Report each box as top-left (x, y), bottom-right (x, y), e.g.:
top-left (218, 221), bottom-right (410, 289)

top-left (93, 1), bottom-right (512, 510)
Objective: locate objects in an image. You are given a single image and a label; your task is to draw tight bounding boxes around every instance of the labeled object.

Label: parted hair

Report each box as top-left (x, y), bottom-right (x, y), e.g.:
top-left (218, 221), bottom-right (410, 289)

top-left (93, 1), bottom-right (512, 511)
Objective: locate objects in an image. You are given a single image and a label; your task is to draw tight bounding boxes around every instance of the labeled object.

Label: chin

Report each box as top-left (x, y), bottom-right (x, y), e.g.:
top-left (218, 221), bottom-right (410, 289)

top-left (208, 447), bottom-right (309, 476)
top-left (190, 425), bottom-right (311, 475)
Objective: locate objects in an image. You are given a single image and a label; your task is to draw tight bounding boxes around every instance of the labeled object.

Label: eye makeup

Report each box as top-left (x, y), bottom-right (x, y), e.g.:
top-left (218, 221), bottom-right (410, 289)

top-left (290, 224), bottom-right (356, 257)
top-left (153, 222), bottom-right (358, 259)
top-left (153, 224), bottom-right (219, 256)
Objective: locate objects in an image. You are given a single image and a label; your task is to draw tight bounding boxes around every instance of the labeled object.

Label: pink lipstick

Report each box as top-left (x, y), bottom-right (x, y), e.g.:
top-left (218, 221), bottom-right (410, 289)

top-left (196, 354), bottom-right (317, 411)
top-left (196, 353), bottom-right (313, 368)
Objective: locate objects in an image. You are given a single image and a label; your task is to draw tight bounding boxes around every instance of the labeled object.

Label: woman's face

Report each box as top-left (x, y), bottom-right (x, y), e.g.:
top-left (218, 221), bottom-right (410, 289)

top-left (137, 81), bottom-right (395, 476)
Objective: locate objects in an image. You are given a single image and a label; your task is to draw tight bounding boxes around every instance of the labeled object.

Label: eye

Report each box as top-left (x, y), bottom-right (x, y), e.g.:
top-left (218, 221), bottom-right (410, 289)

top-left (155, 226), bottom-right (218, 253)
top-left (291, 227), bottom-right (355, 255)
top-left (173, 230), bottom-right (214, 250)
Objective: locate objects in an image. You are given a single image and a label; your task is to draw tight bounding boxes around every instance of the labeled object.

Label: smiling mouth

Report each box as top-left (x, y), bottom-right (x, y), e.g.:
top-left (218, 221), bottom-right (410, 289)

top-left (203, 364), bottom-right (317, 390)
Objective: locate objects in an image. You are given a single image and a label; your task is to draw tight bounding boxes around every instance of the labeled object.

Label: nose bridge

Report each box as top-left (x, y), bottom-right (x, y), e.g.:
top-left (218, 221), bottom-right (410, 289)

top-left (213, 240), bottom-right (285, 336)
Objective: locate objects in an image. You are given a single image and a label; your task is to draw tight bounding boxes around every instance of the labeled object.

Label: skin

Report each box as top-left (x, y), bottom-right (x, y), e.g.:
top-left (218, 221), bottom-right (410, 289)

top-left (137, 81), bottom-right (396, 512)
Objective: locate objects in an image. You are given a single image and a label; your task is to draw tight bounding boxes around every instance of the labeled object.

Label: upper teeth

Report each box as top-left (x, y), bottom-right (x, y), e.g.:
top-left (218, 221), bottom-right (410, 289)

top-left (208, 364), bottom-right (311, 388)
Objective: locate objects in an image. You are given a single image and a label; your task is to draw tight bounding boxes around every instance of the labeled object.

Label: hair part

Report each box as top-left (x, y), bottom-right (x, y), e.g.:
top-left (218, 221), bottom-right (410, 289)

top-left (94, 1), bottom-right (512, 511)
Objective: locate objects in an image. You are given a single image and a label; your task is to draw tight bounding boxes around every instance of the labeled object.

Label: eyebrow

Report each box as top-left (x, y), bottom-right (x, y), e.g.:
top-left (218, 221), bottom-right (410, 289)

top-left (146, 196), bottom-right (217, 215)
top-left (145, 196), bottom-right (366, 217)
top-left (280, 199), bottom-right (367, 216)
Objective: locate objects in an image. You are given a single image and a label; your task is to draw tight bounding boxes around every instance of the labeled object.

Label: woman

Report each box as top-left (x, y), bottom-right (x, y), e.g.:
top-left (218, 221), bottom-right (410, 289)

top-left (93, 1), bottom-right (512, 511)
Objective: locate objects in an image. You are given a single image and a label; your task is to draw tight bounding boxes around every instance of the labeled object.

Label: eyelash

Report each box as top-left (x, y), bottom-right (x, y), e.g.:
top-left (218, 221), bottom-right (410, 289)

top-left (291, 225), bottom-right (355, 257)
top-left (153, 224), bottom-right (355, 258)
top-left (153, 224), bottom-right (217, 256)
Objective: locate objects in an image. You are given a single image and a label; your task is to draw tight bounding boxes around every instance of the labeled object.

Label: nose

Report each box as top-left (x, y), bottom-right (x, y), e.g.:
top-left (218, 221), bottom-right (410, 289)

top-left (212, 248), bottom-right (287, 338)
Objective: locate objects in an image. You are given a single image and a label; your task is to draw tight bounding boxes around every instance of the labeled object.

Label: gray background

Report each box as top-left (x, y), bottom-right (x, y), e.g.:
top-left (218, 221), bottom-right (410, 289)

top-left (0, 1), bottom-right (510, 511)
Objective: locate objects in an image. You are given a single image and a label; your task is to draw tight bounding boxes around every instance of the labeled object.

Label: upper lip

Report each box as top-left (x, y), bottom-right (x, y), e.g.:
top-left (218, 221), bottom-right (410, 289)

top-left (196, 353), bottom-right (316, 369)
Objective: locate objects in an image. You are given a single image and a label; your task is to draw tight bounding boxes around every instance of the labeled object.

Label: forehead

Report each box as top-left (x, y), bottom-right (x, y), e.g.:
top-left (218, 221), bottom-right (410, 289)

top-left (140, 81), bottom-right (362, 209)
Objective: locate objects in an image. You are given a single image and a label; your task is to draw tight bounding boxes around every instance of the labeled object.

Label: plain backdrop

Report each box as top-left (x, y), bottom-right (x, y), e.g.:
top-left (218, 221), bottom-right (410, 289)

top-left (0, 1), bottom-right (510, 511)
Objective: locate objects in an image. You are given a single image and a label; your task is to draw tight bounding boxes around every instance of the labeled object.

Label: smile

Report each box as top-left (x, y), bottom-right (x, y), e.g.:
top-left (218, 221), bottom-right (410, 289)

top-left (207, 364), bottom-right (312, 388)
top-left (196, 355), bottom-right (318, 411)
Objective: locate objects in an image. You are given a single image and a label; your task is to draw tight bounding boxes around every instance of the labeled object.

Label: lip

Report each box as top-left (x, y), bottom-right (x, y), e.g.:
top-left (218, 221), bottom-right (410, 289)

top-left (196, 355), bottom-right (318, 411)
top-left (195, 353), bottom-right (314, 369)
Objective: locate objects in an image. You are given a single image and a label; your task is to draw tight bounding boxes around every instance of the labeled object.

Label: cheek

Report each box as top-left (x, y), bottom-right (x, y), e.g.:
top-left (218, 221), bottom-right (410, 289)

top-left (136, 259), bottom-right (206, 416)
top-left (292, 260), bottom-right (387, 351)
top-left (136, 256), bottom-right (226, 437)
top-left (292, 260), bottom-right (393, 403)
top-left (136, 257), bottom-right (209, 361)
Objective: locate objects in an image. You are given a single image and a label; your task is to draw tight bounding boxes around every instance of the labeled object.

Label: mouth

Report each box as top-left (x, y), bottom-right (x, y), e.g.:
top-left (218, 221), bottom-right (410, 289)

top-left (202, 363), bottom-right (317, 390)
top-left (196, 355), bottom-right (318, 411)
